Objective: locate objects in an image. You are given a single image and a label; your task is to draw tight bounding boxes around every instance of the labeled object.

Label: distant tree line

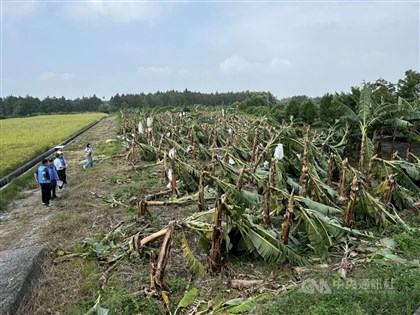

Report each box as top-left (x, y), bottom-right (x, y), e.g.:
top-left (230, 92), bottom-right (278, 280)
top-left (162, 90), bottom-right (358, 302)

top-left (0, 90), bottom-right (256, 118)
top-left (234, 70), bottom-right (420, 158)
top-left (236, 70), bottom-right (420, 125)
top-left (0, 95), bottom-right (103, 118)
top-left (1, 70), bottom-right (418, 125)
top-left (105, 90), bottom-right (254, 113)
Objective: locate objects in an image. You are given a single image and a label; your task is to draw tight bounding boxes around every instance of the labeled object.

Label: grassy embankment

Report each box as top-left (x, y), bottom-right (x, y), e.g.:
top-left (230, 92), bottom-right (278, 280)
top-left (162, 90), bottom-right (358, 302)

top-left (257, 213), bottom-right (420, 315)
top-left (0, 113), bottom-right (106, 210)
top-left (0, 113), bottom-right (106, 177)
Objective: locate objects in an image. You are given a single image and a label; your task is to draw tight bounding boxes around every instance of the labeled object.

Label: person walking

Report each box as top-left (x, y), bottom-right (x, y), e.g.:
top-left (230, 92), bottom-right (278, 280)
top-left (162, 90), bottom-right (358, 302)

top-left (59, 151), bottom-right (67, 184)
top-left (54, 152), bottom-right (66, 189)
top-left (48, 157), bottom-right (58, 199)
top-left (84, 143), bottom-right (93, 169)
top-left (34, 158), bottom-right (51, 206)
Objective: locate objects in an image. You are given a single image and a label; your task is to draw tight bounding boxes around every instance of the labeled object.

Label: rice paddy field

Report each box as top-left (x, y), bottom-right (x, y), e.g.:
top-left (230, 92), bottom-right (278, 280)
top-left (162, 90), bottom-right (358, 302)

top-left (0, 113), bottom-right (107, 177)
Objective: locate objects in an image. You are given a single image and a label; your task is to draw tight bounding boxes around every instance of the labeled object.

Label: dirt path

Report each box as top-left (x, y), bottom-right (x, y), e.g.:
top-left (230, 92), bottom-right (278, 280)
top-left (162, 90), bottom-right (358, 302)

top-left (0, 189), bottom-right (53, 251)
top-left (0, 116), bottom-right (118, 253)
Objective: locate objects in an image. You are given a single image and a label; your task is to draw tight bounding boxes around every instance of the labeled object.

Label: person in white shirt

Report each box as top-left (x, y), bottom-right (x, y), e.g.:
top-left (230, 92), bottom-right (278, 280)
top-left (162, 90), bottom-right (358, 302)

top-left (84, 143), bottom-right (93, 169)
top-left (54, 151), bottom-right (66, 188)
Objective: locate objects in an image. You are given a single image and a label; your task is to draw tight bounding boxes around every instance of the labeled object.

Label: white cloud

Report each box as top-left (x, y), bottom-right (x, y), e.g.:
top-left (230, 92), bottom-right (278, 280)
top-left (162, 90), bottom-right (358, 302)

top-left (61, 73), bottom-right (76, 80)
top-left (219, 55), bottom-right (253, 75)
top-left (3, 1), bottom-right (417, 99)
top-left (219, 56), bottom-right (292, 75)
top-left (39, 72), bottom-right (56, 80)
top-left (201, 2), bottom-right (418, 60)
top-left (63, 1), bottom-right (167, 23)
top-left (2, 2), bottom-right (38, 22)
top-left (177, 68), bottom-right (192, 76)
top-left (137, 66), bottom-right (172, 76)
top-left (266, 58), bottom-right (292, 73)
top-left (39, 72), bottom-right (75, 81)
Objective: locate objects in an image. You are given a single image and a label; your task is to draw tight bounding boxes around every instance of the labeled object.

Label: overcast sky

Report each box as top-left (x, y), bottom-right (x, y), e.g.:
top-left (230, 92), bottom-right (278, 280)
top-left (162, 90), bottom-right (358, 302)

top-left (1, 0), bottom-right (419, 100)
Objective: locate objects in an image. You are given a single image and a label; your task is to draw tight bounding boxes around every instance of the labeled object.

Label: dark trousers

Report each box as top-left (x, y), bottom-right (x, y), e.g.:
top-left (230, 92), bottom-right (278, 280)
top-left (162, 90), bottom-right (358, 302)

top-left (40, 183), bottom-right (51, 205)
top-left (57, 169), bottom-right (67, 185)
top-left (62, 169), bottom-right (67, 184)
top-left (50, 180), bottom-right (57, 198)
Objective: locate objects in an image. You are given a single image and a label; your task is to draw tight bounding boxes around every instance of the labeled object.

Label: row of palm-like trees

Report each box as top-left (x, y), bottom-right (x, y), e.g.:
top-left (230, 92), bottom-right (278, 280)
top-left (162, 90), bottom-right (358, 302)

top-left (119, 86), bottom-right (419, 291)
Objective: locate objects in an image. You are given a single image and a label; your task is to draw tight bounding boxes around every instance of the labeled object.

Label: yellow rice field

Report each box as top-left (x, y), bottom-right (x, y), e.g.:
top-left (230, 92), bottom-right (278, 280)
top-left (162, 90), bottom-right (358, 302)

top-left (0, 113), bottom-right (107, 177)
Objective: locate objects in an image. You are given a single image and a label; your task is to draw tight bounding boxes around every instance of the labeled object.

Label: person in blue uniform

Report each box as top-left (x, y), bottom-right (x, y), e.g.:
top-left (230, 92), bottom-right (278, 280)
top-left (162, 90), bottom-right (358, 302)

top-left (34, 159), bottom-right (51, 206)
top-left (48, 158), bottom-right (58, 199)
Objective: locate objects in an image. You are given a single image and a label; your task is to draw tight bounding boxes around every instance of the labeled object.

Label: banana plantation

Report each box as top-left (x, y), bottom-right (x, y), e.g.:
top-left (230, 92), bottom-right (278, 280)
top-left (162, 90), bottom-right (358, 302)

top-left (79, 86), bottom-right (420, 314)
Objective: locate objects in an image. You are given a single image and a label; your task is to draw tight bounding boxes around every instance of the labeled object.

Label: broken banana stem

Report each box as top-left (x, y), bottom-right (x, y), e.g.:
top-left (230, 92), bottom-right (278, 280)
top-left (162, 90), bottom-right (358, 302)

top-left (339, 158), bottom-right (348, 200)
top-left (198, 171), bottom-right (209, 211)
top-left (343, 176), bottom-right (360, 228)
top-left (327, 153), bottom-right (335, 187)
top-left (154, 221), bottom-right (176, 288)
top-left (209, 196), bottom-right (227, 273)
top-left (263, 181), bottom-right (271, 226)
top-left (281, 189), bottom-right (295, 245)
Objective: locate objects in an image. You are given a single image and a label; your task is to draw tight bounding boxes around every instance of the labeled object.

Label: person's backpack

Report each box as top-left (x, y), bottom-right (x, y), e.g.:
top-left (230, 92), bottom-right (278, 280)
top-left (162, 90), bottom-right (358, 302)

top-left (42, 166), bottom-right (50, 181)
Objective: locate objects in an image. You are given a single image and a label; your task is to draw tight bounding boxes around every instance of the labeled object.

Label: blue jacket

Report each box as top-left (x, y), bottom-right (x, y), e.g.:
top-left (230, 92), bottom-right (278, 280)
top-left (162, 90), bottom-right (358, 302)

top-left (48, 165), bottom-right (57, 181)
top-left (60, 156), bottom-right (66, 168)
top-left (37, 166), bottom-right (51, 184)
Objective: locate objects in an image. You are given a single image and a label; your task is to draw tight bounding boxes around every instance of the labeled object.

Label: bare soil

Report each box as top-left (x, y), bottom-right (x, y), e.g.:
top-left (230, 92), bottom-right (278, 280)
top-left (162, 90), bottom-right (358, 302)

top-left (0, 189), bottom-right (54, 251)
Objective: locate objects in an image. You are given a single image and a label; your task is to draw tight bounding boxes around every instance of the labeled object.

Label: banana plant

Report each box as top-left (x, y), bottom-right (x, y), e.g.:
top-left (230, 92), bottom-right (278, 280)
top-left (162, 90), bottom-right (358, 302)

top-left (117, 105), bottom-right (419, 271)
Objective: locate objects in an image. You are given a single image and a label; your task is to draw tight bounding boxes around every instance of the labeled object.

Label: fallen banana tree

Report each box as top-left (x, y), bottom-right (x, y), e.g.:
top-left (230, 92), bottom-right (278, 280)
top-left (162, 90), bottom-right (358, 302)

top-left (115, 105), bottom-right (419, 288)
top-left (130, 186), bottom-right (393, 292)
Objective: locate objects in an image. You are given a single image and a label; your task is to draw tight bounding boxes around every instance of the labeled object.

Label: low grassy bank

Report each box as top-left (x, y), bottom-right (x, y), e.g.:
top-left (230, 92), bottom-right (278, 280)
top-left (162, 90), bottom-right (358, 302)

top-left (257, 217), bottom-right (420, 315)
top-left (0, 113), bottom-right (107, 177)
top-left (0, 168), bottom-right (38, 211)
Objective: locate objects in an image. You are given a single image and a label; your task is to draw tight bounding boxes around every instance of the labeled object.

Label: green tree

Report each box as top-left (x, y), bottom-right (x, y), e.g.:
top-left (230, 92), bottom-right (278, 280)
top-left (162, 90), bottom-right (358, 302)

top-left (290, 95), bottom-right (309, 104)
top-left (0, 96), bottom-right (17, 117)
top-left (397, 69), bottom-right (420, 102)
top-left (285, 99), bottom-right (300, 121)
top-left (334, 91), bottom-right (358, 113)
top-left (370, 78), bottom-right (396, 104)
top-left (300, 100), bottom-right (318, 124)
top-left (12, 99), bottom-right (25, 116)
top-left (319, 94), bottom-right (336, 125)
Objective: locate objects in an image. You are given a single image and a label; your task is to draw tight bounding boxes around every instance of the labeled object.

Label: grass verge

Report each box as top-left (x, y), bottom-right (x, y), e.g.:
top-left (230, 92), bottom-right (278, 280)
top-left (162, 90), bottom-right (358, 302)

top-left (0, 167), bottom-right (38, 211)
top-left (256, 214), bottom-right (420, 315)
